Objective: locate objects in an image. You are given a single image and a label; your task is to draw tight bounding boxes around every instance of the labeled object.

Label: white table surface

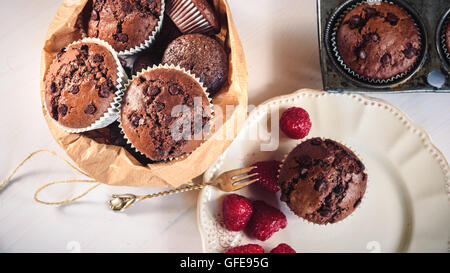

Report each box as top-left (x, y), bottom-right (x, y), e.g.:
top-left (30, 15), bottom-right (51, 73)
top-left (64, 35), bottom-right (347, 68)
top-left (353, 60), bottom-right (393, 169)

top-left (0, 0), bottom-right (448, 253)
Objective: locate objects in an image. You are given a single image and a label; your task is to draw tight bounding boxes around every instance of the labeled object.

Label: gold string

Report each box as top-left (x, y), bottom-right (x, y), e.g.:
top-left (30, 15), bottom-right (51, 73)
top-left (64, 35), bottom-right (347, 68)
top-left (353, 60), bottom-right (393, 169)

top-left (1, 149), bottom-right (101, 205)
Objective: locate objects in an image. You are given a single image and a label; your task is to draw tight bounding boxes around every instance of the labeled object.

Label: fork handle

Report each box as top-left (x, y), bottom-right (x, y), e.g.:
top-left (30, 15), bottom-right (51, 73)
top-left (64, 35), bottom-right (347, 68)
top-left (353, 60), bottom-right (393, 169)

top-left (109, 184), bottom-right (207, 211)
top-left (142, 184), bottom-right (207, 199)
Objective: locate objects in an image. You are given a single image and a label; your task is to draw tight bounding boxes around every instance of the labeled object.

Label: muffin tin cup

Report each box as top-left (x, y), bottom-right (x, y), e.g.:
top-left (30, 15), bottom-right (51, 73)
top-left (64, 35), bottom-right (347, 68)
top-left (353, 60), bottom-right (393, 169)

top-left (437, 9), bottom-right (450, 71)
top-left (166, 0), bottom-right (216, 34)
top-left (45, 37), bottom-right (129, 134)
top-left (117, 0), bottom-right (166, 56)
top-left (278, 137), bottom-right (370, 227)
top-left (325, 0), bottom-right (428, 88)
top-left (116, 63), bottom-right (215, 163)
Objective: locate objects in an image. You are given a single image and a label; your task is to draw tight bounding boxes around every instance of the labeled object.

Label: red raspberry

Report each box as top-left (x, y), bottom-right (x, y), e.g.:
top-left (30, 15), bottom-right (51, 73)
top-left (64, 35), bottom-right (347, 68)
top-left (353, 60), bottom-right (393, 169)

top-left (270, 243), bottom-right (296, 253)
top-left (246, 201), bottom-right (287, 241)
top-left (223, 194), bottom-right (253, 232)
top-left (280, 107), bottom-right (312, 139)
top-left (250, 160), bottom-right (282, 193)
top-left (226, 244), bottom-right (264, 253)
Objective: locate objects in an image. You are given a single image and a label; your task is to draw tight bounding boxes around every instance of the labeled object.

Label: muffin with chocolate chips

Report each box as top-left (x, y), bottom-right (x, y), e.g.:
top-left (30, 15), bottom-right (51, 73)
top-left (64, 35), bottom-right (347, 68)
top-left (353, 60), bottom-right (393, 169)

top-left (44, 41), bottom-right (122, 131)
top-left (87, 0), bottom-right (163, 53)
top-left (162, 34), bottom-right (228, 96)
top-left (278, 138), bottom-right (367, 225)
top-left (120, 67), bottom-right (212, 162)
top-left (336, 2), bottom-right (420, 80)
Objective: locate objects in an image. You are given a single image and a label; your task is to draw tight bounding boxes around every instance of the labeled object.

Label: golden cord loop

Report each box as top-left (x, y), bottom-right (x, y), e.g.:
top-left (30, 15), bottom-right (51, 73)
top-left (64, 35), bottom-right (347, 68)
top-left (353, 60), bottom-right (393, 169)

top-left (1, 149), bottom-right (100, 205)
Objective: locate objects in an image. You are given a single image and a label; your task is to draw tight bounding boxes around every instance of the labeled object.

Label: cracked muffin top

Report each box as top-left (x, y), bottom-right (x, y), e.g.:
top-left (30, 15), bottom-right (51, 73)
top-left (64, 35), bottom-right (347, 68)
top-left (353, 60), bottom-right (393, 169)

top-left (44, 42), bottom-right (119, 129)
top-left (278, 138), bottom-right (367, 225)
top-left (87, 0), bottom-right (162, 52)
top-left (336, 2), bottom-right (420, 80)
top-left (120, 67), bottom-right (212, 162)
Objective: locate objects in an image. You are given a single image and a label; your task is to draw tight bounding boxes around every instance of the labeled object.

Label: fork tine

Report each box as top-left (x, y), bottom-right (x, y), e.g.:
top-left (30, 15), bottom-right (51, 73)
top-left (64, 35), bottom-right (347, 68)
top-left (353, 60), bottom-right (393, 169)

top-left (225, 166), bottom-right (257, 177)
top-left (232, 172), bottom-right (259, 183)
top-left (232, 179), bottom-right (259, 191)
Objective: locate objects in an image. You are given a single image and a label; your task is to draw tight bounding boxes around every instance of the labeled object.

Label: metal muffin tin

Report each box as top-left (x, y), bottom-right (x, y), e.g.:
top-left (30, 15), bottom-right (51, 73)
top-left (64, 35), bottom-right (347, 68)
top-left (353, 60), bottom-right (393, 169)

top-left (318, 0), bottom-right (450, 93)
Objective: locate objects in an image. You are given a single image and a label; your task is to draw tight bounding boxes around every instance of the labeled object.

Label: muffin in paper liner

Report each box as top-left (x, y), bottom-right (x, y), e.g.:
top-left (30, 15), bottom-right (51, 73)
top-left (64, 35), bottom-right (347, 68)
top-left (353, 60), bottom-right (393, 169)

top-left (277, 137), bottom-right (369, 227)
top-left (44, 37), bottom-right (128, 134)
top-left (166, 0), bottom-right (219, 34)
top-left (82, 0), bottom-right (166, 56)
top-left (116, 63), bottom-right (215, 163)
top-left (119, 0), bottom-right (166, 56)
top-left (327, 0), bottom-right (425, 86)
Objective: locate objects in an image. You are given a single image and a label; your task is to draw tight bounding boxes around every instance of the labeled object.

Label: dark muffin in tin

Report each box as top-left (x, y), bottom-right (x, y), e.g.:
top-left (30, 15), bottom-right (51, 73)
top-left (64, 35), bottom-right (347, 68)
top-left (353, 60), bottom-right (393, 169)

top-left (120, 67), bottom-right (212, 162)
top-left (278, 138), bottom-right (367, 225)
top-left (336, 2), bottom-right (420, 80)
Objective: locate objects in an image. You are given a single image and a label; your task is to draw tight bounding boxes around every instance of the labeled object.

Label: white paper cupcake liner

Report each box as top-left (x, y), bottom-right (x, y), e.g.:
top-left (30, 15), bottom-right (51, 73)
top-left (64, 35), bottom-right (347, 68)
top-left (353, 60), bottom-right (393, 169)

top-left (329, 0), bottom-right (424, 85)
top-left (116, 63), bottom-right (215, 163)
top-left (277, 136), bottom-right (370, 227)
top-left (119, 0), bottom-right (165, 56)
top-left (45, 37), bottom-right (129, 134)
top-left (166, 0), bottom-right (216, 34)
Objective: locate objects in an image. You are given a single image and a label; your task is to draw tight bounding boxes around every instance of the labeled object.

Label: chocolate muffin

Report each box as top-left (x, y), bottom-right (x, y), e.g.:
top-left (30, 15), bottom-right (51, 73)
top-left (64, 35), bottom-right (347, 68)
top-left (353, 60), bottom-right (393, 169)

top-left (87, 0), bottom-right (163, 53)
top-left (120, 67), bottom-right (212, 161)
top-left (278, 138), bottom-right (367, 225)
top-left (162, 34), bottom-right (228, 96)
top-left (336, 2), bottom-right (420, 80)
top-left (167, 0), bottom-right (220, 34)
top-left (45, 41), bottom-right (120, 130)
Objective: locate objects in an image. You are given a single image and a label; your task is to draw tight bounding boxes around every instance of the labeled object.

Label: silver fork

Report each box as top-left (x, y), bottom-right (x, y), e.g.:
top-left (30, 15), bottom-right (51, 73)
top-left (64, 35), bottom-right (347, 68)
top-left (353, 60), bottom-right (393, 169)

top-left (109, 166), bottom-right (258, 211)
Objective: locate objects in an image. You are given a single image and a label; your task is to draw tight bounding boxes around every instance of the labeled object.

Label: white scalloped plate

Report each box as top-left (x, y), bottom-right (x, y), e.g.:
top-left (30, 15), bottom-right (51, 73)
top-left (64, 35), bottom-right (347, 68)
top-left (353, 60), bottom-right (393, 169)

top-left (197, 89), bottom-right (450, 253)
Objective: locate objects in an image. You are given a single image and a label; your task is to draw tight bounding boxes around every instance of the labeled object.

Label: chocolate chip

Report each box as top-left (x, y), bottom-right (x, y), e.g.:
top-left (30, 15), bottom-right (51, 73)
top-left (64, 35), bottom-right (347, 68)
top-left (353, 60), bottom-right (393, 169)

top-left (353, 198), bottom-right (361, 208)
top-left (69, 85), bottom-right (80, 94)
top-left (57, 48), bottom-right (66, 58)
top-left (93, 54), bottom-right (104, 63)
top-left (130, 113), bottom-right (140, 128)
top-left (121, 1), bottom-right (134, 13)
top-left (358, 48), bottom-right (367, 60)
top-left (168, 84), bottom-right (183, 95)
top-left (139, 76), bottom-right (146, 83)
top-left (184, 95), bottom-right (194, 107)
top-left (348, 15), bottom-right (362, 29)
top-left (318, 206), bottom-right (332, 217)
top-left (80, 44), bottom-right (89, 52)
top-left (333, 184), bottom-right (345, 195)
top-left (84, 104), bottom-right (97, 115)
top-left (314, 178), bottom-right (326, 192)
top-left (58, 104), bottom-right (68, 116)
top-left (117, 33), bottom-right (129, 43)
top-left (310, 138), bottom-right (322, 145)
top-left (300, 168), bottom-right (308, 178)
top-left (297, 155), bottom-right (312, 167)
top-left (370, 33), bottom-right (379, 42)
top-left (385, 13), bottom-right (399, 26)
top-left (153, 101), bottom-right (165, 112)
top-left (364, 7), bottom-right (378, 18)
top-left (145, 85), bottom-right (161, 97)
top-left (403, 44), bottom-right (418, 59)
top-left (98, 84), bottom-right (111, 98)
top-left (50, 82), bottom-right (57, 93)
top-left (380, 53), bottom-right (391, 66)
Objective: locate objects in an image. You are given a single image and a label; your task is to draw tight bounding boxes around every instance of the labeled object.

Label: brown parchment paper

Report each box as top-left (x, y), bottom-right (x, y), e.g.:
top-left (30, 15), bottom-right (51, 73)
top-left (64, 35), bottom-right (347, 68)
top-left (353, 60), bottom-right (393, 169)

top-left (40, 0), bottom-right (248, 188)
